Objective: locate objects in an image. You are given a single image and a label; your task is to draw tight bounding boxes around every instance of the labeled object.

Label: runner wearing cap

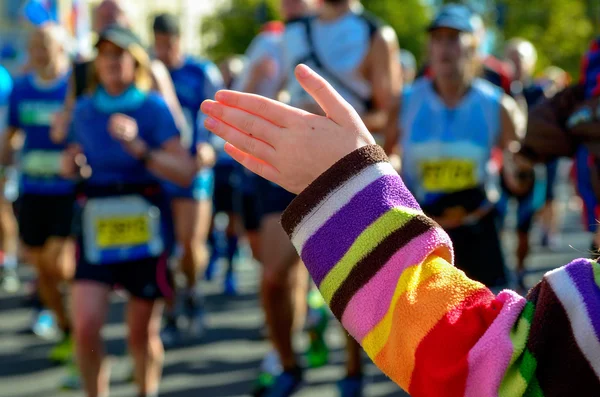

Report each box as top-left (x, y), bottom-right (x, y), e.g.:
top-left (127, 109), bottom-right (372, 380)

top-left (152, 12), bottom-right (221, 346)
top-left (51, 0), bottom-right (187, 147)
top-left (385, 4), bottom-right (525, 290)
top-left (65, 24), bottom-right (195, 397)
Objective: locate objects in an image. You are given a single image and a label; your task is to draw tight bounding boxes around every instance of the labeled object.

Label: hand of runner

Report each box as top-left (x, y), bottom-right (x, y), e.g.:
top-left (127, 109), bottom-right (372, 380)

top-left (201, 64), bottom-right (376, 194)
top-left (50, 110), bottom-right (70, 144)
top-left (60, 144), bottom-right (91, 179)
top-left (108, 113), bottom-right (139, 143)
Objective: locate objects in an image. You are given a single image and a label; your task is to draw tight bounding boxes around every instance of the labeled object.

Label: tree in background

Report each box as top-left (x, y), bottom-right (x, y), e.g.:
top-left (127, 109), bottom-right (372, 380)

top-left (201, 0), bottom-right (430, 66)
top-left (201, 0), bottom-right (280, 63)
top-left (498, 0), bottom-right (595, 79)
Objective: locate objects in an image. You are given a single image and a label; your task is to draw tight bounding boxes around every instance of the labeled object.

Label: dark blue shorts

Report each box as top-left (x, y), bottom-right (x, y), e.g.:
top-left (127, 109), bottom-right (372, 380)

top-left (163, 169), bottom-right (214, 201)
top-left (255, 178), bottom-right (296, 218)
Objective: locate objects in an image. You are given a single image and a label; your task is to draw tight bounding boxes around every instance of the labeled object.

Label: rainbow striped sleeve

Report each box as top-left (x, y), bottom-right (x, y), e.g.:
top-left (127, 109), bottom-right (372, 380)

top-left (281, 145), bottom-right (600, 396)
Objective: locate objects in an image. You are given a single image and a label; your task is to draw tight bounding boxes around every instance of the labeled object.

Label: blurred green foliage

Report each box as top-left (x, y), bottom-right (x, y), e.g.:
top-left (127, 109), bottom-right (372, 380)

top-left (201, 0), bottom-right (599, 78)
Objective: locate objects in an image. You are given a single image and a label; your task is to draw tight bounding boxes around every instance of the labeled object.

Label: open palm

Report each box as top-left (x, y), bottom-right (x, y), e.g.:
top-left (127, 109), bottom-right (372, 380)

top-left (201, 64), bottom-right (376, 194)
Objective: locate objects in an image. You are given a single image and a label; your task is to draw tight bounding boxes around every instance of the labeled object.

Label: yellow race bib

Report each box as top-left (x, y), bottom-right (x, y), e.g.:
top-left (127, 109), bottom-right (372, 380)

top-left (421, 159), bottom-right (477, 192)
top-left (95, 215), bottom-right (151, 249)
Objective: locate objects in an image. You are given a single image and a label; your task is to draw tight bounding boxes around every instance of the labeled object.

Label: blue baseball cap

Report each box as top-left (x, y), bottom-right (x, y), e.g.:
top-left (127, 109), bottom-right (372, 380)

top-left (428, 4), bottom-right (476, 33)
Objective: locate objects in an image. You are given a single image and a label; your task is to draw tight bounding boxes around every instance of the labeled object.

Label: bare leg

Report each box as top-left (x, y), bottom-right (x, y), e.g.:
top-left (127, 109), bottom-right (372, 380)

top-left (72, 281), bottom-right (111, 397)
top-left (127, 297), bottom-right (165, 396)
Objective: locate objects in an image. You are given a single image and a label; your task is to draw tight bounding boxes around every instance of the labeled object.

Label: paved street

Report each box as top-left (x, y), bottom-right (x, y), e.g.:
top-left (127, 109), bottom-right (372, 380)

top-left (0, 160), bottom-right (592, 397)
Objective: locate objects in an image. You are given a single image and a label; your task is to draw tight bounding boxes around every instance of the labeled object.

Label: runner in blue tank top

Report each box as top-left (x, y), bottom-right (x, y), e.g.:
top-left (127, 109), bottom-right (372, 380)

top-left (385, 4), bottom-right (526, 289)
top-left (152, 13), bottom-right (221, 347)
top-left (63, 25), bottom-right (195, 397)
top-left (1, 24), bottom-right (75, 365)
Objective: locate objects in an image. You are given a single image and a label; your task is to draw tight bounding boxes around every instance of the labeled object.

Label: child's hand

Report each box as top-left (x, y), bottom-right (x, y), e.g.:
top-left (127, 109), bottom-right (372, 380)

top-left (201, 64), bottom-right (375, 194)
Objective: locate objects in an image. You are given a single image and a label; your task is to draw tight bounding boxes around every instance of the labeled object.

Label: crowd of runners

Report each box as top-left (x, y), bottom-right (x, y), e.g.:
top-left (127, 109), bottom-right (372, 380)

top-left (0, 0), bottom-right (598, 396)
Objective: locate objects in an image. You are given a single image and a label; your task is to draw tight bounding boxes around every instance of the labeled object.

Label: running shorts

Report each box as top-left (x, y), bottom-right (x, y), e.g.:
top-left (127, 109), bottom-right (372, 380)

top-left (255, 177), bottom-right (296, 219)
top-left (164, 169), bottom-right (215, 201)
top-left (73, 184), bottom-right (175, 300)
top-left (446, 210), bottom-right (507, 288)
top-left (213, 163), bottom-right (236, 214)
top-left (17, 193), bottom-right (75, 247)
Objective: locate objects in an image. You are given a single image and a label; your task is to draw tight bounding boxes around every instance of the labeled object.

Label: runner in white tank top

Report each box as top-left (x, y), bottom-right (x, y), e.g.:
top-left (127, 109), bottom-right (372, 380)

top-left (280, 1), bottom-right (402, 396)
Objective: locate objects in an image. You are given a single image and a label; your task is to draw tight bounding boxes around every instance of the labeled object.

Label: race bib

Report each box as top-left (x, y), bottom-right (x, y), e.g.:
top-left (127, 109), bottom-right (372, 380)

top-left (82, 195), bottom-right (163, 265)
top-left (21, 151), bottom-right (62, 177)
top-left (421, 159), bottom-right (477, 192)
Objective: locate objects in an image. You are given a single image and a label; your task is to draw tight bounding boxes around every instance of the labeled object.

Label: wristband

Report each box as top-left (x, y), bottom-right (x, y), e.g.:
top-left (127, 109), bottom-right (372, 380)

top-left (140, 148), bottom-right (154, 166)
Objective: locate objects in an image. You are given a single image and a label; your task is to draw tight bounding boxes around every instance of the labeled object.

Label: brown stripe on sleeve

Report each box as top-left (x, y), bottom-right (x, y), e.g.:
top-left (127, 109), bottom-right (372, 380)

top-left (281, 145), bottom-right (389, 236)
top-left (329, 215), bottom-right (438, 320)
top-left (526, 279), bottom-right (600, 395)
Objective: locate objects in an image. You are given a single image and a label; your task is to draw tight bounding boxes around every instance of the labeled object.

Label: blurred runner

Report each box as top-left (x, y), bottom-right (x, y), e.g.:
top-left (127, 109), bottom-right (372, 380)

top-left (51, 0), bottom-right (187, 146)
top-left (205, 55), bottom-right (245, 293)
top-left (1, 24), bottom-right (75, 362)
top-left (0, 63), bottom-right (19, 293)
top-left (152, 12), bottom-right (220, 346)
top-left (496, 38), bottom-right (553, 291)
top-left (65, 25), bottom-right (195, 397)
top-left (385, 4), bottom-right (525, 290)
top-left (278, 0), bottom-right (401, 395)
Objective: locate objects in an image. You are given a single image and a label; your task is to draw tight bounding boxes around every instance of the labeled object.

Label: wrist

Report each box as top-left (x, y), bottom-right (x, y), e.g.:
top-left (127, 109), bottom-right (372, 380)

top-left (127, 139), bottom-right (151, 163)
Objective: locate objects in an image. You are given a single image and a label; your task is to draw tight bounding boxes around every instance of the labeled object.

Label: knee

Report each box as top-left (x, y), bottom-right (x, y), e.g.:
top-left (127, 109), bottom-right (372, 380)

top-left (73, 312), bottom-right (102, 350)
top-left (262, 266), bottom-right (289, 295)
top-left (128, 321), bottom-right (161, 357)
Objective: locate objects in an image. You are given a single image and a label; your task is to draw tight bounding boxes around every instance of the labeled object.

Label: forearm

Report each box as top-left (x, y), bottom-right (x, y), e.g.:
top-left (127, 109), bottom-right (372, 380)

top-left (127, 138), bottom-right (195, 187)
top-left (361, 109), bottom-right (388, 132)
top-left (280, 145), bottom-right (528, 395)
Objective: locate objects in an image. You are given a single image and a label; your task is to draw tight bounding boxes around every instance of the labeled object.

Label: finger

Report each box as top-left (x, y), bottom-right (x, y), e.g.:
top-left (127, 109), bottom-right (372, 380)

top-left (211, 91), bottom-right (306, 128)
top-left (294, 64), bottom-right (354, 125)
top-left (224, 143), bottom-right (280, 185)
top-left (201, 100), bottom-right (280, 145)
top-left (204, 116), bottom-right (276, 163)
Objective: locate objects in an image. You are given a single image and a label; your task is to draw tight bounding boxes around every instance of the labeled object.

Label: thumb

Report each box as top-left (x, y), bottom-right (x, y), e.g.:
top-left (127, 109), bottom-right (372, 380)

top-left (294, 64), bottom-right (355, 125)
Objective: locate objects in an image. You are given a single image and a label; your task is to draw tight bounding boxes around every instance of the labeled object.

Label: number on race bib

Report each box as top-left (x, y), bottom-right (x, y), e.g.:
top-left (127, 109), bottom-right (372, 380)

top-left (421, 159), bottom-right (477, 192)
top-left (82, 195), bottom-right (163, 265)
top-left (95, 215), bottom-right (151, 248)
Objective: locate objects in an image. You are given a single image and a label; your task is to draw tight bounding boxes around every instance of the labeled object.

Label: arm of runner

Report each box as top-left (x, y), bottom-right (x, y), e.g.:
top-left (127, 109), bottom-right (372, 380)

top-left (362, 27), bottom-right (401, 133)
top-left (201, 64), bottom-right (600, 396)
top-left (243, 57), bottom-right (276, 95)
top-left (109, 111), bottom-right (196, 188)
top-left (150, 59), bottom-right (189, 138)
top-left (499, 93), bottom-right (534, 196)
top-left (0, 126), bottom-right (18, 167)
top-left (50, 72), bottom-right (77, 144)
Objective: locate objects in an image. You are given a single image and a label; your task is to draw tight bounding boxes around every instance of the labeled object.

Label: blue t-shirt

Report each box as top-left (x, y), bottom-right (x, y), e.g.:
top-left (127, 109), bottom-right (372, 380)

top-left (8, 73), bottom-right (74, 195)
top-left (70, 90), bottom-right (179, 186)
top-left (169, 57), bottom-right (223, 154)
top-left (0, 66), bottom-right (12, 133)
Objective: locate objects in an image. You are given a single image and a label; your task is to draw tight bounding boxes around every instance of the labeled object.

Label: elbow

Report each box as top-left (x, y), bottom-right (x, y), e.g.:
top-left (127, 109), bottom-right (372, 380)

top-left (178, 158), bottom-right (197, 188)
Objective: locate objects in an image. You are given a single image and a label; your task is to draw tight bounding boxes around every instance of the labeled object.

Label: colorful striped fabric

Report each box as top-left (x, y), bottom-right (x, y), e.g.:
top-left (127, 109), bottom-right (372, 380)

top-left (281, 145), bottom-right (600, 397)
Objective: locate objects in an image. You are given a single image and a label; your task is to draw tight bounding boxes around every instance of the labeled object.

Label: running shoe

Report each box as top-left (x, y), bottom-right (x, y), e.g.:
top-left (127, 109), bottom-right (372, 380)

top-left (305, 290), bottom-right (329, 368)
top-left (32, 309), bottom-right (56, 340)
top-left (263, 367), bottom-right (303, 397)
top-left (160, 318), bottom-right (181, 349)
top-left (59, 360), bottom-right (82, 391)
top-left (337, 376), bottom-right (364, 397)
top-left (0, 268), bottom-right (20, 293)
top-left (49, 334), bottom-right (74, 364)
top-left (251, 350), bottom-right (282, 396)
top-left (204, 255), bottom-right (219, 281)
top-left (224, 272), bottom-right (238, 296)
top-left (186, 298), bottom-right (206, 340)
